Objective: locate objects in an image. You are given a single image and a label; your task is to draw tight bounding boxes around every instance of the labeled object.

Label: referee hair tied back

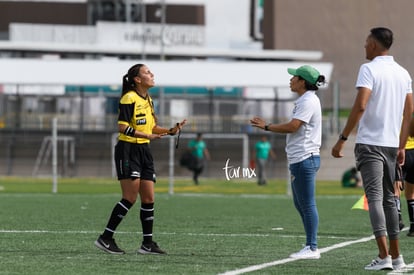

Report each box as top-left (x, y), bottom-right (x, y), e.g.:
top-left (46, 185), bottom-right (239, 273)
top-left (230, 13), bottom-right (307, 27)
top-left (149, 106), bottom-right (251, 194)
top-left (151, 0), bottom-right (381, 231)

top-left (122, 64), bottom-right (145, 95)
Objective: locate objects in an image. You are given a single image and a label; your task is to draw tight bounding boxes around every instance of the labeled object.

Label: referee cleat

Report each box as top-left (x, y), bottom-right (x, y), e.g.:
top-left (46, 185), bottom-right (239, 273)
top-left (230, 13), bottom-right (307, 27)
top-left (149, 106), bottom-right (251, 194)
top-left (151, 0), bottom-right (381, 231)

top-left (94, 235), bottom-right (125, 255)
top-left (138, 241), bottom-right (167, 255)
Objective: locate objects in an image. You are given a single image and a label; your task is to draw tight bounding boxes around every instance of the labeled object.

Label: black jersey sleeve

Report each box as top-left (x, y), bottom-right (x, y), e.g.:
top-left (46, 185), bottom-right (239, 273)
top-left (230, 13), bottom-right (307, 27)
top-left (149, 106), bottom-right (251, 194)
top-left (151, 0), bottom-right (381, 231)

top-left (118, 102), bottom-right (135, 124)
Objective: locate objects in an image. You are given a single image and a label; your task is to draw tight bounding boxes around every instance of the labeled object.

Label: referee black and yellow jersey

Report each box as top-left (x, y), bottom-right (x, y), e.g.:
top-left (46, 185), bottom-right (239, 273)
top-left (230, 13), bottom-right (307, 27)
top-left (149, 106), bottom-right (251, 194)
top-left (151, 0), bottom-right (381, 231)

top-left (118, 90), bottom-right (156, 144)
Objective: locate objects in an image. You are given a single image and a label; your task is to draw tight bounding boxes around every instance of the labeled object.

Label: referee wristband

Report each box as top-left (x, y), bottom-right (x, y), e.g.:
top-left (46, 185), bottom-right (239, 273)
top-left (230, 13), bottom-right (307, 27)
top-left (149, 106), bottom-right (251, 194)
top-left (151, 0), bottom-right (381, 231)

top-left (264, 124), bottom-right (271, 131)
top-left (168, 123), bottom-right (180, 136)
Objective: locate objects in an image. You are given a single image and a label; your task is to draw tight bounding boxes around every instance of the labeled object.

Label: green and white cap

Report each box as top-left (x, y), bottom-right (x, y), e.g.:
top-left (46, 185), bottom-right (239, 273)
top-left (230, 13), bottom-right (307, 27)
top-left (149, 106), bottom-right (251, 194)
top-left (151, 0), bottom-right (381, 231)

top-left (287, 65), bottom-right (320, 85)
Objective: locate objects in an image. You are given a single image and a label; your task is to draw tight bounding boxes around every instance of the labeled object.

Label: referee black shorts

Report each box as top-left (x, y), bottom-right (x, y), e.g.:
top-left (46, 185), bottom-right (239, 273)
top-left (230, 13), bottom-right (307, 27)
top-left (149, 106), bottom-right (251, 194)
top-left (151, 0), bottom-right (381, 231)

top-left (114, 140), bottom-right (156, 182)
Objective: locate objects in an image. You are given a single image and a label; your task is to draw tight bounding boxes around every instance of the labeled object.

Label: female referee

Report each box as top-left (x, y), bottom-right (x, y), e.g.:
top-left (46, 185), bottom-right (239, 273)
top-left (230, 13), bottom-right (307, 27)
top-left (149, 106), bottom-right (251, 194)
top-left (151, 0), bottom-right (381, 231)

top-left (95, 64), bottom-right (186, 255)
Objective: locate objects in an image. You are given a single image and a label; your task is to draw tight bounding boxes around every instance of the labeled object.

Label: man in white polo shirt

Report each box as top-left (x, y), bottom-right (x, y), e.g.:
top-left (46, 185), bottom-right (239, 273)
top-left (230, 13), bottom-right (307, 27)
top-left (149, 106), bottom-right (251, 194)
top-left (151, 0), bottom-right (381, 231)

top-left (332, 27), bottom-right (413, 271)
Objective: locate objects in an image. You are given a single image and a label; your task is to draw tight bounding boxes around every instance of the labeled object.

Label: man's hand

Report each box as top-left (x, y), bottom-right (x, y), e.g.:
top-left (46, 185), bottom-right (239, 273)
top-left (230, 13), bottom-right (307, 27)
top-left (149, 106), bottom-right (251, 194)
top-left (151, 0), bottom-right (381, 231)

top-left (331, 140), bottom-right (345, 158)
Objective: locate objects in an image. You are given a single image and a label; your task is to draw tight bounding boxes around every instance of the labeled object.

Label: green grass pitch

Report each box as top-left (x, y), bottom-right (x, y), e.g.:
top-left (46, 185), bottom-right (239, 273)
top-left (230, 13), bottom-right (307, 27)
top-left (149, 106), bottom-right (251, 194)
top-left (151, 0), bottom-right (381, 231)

top-left (0, 177), bottom-right (413, 274)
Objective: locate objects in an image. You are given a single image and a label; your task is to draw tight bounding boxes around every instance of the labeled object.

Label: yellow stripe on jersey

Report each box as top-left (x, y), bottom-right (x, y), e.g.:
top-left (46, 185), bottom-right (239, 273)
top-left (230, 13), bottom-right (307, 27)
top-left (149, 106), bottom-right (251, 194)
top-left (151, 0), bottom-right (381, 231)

top-left (118, 91), bottom-right (156, 144)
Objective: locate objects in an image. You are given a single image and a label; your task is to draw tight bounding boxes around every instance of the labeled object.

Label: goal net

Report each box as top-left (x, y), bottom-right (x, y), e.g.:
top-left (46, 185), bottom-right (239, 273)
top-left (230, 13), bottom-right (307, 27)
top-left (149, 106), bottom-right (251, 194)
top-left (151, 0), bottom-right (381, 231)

top-left (166, 133), bottom-right (249, 194)
top-left (111, 132), bottom-right (250, 194)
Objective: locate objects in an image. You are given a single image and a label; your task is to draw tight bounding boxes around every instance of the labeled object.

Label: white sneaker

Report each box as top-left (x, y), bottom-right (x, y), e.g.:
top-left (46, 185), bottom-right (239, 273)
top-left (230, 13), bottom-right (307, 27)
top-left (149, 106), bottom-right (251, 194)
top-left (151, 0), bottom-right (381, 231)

top-left (364, 255), bottom-right (393, 270)
top-left (289, 246), bottom-right (320, 259)
top-left (392, 255), bottom-right (406, 270)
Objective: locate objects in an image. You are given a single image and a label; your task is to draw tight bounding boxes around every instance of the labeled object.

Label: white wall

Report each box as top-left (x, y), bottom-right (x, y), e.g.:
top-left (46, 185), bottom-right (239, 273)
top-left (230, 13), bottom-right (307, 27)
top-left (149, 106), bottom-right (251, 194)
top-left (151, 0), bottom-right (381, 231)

top-left (159, 0), bottom-right (255, 48)
top-left (204, 0), bottom-right (255, 49)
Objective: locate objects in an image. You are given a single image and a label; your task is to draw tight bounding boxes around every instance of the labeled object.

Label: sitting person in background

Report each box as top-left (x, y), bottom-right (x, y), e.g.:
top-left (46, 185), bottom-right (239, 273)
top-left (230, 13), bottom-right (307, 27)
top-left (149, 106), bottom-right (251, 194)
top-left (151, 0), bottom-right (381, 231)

top-left (342, 167), bottom-right (362, 188)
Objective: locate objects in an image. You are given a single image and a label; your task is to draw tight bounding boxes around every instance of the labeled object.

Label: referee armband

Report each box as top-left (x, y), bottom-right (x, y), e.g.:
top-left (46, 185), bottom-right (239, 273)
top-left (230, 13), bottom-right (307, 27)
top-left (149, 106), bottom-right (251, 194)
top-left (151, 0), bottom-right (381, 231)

top-left (124, 126), bottom-right (136, 137)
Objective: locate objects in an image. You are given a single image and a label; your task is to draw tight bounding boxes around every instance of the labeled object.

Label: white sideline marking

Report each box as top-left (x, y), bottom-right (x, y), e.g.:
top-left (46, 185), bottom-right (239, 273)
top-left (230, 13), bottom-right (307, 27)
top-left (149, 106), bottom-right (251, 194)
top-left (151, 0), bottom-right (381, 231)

top-left (388, 263), bottom-right (414, 274)
top-left (218, 235), bottom-right (376, 275)
top-left (220, 229), bottom-right (414, 275)
top-left (0, 229), bottom-right (356, 240)
top-left (3, 228), bottom-right (412, 274)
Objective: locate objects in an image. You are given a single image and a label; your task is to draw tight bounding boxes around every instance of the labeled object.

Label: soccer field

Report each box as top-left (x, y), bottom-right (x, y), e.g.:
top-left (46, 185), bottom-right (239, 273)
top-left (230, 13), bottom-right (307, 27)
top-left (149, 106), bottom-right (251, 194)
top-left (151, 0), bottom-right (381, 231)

top-left (1, 178), bottom-right (414, 274)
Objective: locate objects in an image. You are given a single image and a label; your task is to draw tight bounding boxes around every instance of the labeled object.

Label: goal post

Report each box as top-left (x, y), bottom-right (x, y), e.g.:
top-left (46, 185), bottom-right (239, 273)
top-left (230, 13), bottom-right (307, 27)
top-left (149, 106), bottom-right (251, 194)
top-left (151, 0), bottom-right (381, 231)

top-left (111, 132), bottom-right (250, 195)
top-left (32, 117), bottom-right (76, 193)
top-left (52, 117), bottom-right (58, 193)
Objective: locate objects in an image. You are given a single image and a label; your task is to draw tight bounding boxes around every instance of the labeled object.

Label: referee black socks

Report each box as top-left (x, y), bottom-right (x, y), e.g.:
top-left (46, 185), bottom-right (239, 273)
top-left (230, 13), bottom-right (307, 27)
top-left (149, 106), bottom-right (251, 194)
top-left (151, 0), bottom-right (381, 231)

top-left (102, 198), bottom-right (133, 239)
top-left (140, 203), bottom-right (154, 244)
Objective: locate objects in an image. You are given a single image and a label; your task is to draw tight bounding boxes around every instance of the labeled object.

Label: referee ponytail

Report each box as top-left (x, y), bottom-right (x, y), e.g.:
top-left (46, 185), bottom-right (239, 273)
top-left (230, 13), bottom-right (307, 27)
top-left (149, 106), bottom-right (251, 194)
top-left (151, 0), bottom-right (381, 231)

top-left (121, 64), bottom-right (145, 96)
